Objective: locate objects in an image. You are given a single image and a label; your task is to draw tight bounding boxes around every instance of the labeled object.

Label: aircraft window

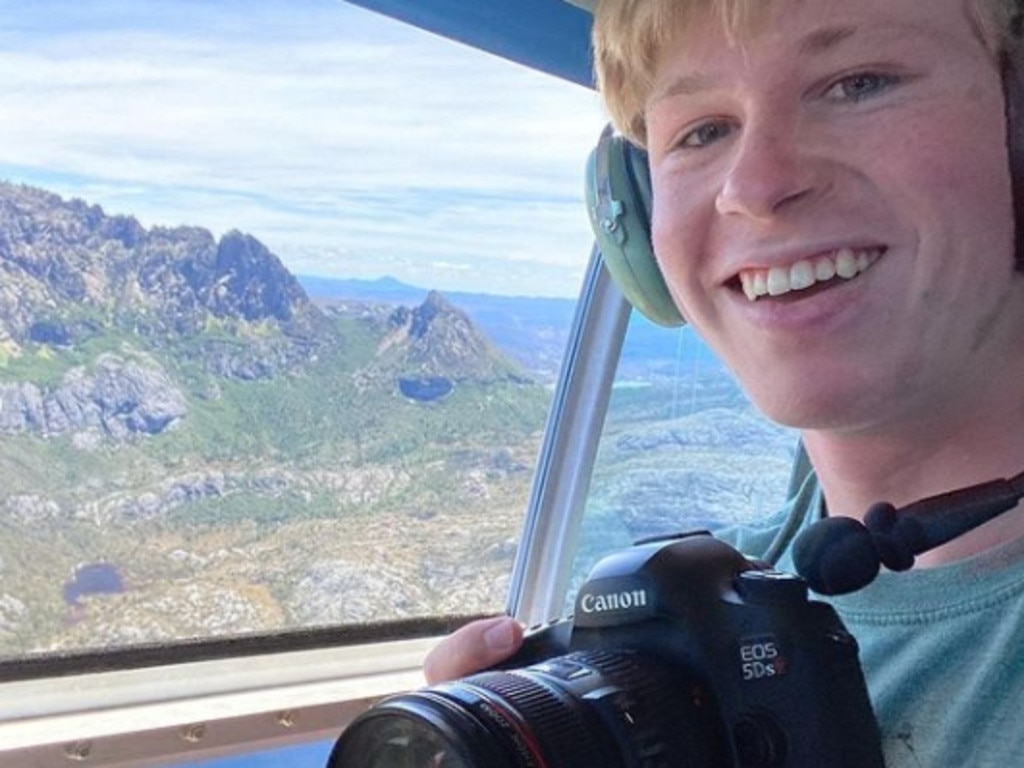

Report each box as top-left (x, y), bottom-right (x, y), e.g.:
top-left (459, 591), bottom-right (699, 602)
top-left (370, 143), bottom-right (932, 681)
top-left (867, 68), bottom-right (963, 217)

top-left (567, 311), bottom-right (800, 609)
top-left (0, 0), bottom-right (604, 669)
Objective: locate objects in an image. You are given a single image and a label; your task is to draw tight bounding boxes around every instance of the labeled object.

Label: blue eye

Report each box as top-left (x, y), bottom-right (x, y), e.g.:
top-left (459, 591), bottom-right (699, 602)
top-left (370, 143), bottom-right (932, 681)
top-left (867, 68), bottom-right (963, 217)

top-left (680, 119), bottom-right (735, 149)
top-left (824, 72), bottom-right (899, 102)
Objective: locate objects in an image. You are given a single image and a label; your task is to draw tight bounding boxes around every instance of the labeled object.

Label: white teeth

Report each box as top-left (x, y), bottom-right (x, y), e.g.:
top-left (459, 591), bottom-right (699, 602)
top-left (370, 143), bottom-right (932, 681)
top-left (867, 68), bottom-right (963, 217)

top-left (835, 248), bottom-right (858, 279)
top-left (789, 260), bottom-right (815, 291)
top-left (742, 275), bottom-right (757, 301)
top-left (738, 247), bottom-right (882, 301)
top-left (753, 271), bottom-right (767, 297)
top-left (814, 257), bottom-right (836, 281)
top-left (767, 266), bottom-right (789, 296)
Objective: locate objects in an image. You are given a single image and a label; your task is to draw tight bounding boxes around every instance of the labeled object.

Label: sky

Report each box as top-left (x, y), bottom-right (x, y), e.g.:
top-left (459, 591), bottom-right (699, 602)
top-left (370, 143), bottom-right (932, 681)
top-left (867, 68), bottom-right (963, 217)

top-left (0, 0), bottom-right (608, 297)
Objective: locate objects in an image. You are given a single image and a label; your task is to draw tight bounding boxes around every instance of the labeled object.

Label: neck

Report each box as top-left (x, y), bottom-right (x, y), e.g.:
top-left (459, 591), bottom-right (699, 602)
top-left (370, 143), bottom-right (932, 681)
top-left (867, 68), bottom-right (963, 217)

top-left (801, 380), bottom-right (1024, 567)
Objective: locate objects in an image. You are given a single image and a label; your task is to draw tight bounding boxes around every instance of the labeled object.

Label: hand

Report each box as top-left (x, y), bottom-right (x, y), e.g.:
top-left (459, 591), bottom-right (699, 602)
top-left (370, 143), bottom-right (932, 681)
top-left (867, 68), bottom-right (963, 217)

top-left (423, 616), bottom-right (524, 684)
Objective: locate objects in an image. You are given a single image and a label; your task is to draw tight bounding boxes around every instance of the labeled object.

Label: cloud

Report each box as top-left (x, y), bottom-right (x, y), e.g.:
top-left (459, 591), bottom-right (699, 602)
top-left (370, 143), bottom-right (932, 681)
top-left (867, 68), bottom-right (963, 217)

top-left (0, 0), bottom-right (608, 296)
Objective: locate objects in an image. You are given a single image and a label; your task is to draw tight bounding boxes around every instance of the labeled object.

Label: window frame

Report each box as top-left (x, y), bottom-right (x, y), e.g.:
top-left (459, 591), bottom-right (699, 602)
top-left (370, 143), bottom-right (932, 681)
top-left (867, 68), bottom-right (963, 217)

top-left (506, 250), bottom-right (631, 629)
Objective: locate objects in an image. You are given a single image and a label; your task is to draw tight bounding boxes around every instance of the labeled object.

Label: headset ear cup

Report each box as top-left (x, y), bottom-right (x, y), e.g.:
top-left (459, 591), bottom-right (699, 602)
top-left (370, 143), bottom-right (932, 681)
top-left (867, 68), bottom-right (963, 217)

top-left (585, 126), bottom-right (685, 327)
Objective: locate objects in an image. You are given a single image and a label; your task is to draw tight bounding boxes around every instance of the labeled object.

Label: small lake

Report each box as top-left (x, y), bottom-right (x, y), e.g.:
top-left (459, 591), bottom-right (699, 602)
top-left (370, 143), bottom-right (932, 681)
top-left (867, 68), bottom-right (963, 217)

top-left (398, 376), bottom-right (454, 402)
top-left (63, 562), bottom-right (125, 604)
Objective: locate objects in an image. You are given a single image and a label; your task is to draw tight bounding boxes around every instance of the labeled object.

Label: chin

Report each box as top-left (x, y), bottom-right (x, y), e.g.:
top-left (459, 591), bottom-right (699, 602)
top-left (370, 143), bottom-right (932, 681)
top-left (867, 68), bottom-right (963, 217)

top-left (745, 385), bottom-right (869, 432)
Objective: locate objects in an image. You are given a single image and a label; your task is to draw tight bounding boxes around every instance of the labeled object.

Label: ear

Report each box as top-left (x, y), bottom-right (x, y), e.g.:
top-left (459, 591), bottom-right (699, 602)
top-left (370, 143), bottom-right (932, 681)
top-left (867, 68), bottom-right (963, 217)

top-left (1001, 20), bottom-right (1024, 269)
top-left (585, 125), bottom-right (686, 327)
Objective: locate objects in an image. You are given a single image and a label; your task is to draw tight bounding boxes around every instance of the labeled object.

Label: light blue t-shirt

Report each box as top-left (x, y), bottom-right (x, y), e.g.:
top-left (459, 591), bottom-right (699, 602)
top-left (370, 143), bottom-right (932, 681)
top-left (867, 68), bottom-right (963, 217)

top-left (728, 472), bottom-right (1024, 767)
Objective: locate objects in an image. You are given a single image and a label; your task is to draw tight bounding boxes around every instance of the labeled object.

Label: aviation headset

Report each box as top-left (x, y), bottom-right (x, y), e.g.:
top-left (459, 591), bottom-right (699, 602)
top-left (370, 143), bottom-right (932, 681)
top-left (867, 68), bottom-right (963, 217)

top-left (585, 125), bottom-right (684, 327)
top-left (584, 6), bottom-right (1024, 329)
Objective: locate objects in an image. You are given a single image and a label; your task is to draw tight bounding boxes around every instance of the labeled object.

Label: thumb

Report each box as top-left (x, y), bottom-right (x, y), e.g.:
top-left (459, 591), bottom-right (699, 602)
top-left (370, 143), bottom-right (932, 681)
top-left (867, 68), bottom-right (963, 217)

top-left (423, 616), bottom-right (524, 684)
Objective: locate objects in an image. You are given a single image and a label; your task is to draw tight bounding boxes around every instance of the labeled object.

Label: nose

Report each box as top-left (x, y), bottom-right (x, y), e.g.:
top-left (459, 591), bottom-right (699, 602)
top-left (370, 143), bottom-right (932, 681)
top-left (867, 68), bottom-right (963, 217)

top-left (714, 118), bottom-right (824, 220)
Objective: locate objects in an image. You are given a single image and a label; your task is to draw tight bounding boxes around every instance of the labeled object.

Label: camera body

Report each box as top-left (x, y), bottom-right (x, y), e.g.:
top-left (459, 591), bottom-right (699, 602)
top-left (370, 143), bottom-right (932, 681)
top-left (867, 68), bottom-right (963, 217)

top-left (505, 532), bottom-right (884, 766)
top-left (328, 532), bottom-right (884, 768)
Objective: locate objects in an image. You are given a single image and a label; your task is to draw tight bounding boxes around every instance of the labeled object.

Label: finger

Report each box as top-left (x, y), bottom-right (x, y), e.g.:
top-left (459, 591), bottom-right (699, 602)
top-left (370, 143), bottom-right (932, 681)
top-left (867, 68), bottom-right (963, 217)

top-left (423, 616), bottom-right (524, 684)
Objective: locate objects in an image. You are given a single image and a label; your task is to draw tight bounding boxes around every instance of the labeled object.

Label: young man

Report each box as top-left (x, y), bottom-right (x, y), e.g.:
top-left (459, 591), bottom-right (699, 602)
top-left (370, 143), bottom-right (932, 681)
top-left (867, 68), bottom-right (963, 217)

top-left (426, 0), bottom-right (1024, 763)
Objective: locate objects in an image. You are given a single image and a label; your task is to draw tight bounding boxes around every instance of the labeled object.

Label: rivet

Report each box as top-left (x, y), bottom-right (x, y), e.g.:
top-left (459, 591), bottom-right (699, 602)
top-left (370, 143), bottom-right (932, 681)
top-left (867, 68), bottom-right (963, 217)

top-left (181, 723), bottom-right (207, 743)
top-left (64, 740), bottom-right (93, 761)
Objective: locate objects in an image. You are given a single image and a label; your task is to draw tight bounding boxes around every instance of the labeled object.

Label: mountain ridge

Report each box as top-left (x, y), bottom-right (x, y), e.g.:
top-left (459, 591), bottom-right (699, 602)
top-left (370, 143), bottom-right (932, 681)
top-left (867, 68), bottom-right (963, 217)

top-left (0, 180), bottom-right (533, 439)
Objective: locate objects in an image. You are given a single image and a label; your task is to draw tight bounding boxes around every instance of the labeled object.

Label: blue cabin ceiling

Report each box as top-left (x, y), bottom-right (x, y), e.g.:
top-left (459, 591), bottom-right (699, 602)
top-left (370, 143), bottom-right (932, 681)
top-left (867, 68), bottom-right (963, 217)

top-left (344, 0), bottom-right (596, 87)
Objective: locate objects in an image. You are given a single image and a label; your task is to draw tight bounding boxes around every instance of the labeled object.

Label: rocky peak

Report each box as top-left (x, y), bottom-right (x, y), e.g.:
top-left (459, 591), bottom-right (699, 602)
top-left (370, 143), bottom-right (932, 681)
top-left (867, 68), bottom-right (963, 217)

top-left (408, 290), bottom-right (458, 339)
top-left (205, 230), bottom-right (306, 323)
top-left (0, 180), bottom-right (320, 345)
top-left (367, 291), bottom-right (528, 389)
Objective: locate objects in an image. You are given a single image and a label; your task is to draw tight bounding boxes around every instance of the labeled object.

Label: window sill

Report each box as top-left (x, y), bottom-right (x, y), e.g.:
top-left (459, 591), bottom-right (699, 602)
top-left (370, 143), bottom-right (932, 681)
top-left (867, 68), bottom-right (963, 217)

top-left (0, 636), bottom-right (435, 767)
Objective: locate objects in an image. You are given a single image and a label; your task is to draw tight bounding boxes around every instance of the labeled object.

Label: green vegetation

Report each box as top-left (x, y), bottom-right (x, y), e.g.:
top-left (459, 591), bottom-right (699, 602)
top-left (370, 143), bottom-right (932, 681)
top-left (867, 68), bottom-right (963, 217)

top-left (0, 180), bottom-right (555, 655)
top-left (0, 309), bottom-right (550, 657)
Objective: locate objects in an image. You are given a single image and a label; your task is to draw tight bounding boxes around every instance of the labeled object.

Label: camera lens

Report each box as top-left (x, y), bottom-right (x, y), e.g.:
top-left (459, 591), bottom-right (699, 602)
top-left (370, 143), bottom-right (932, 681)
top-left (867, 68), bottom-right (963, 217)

top-left (326, 699), bottom-right (480, 768)
top-left (328, 649), bottom-right (723, 768)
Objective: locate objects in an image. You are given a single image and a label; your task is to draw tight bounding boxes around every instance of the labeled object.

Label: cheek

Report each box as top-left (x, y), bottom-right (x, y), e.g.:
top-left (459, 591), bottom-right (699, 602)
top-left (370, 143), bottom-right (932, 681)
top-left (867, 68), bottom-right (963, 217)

top-left (896, 130), bottom-right (1015, 310)
top-left (649, 174), bottom-right (714, 313)
top-left (918, 138), bottom-right (1009, 217)
top-left (891, 100), bottom-right (1014, 245)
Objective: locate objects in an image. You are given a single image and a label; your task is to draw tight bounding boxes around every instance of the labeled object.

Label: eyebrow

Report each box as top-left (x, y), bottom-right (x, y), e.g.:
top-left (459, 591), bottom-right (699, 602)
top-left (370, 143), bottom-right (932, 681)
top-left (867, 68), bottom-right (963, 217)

top-left (799, 25), bottom-right (855, 55)
top-left (649, 24), bottom-right (859, 105)
top-left (649, 71), bottom-right (719, 102)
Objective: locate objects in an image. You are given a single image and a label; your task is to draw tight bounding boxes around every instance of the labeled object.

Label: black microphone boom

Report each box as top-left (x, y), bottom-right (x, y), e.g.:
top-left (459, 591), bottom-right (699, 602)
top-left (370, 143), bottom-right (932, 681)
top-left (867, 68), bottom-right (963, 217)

top-left (792, 470), bottom-right (1024, 596)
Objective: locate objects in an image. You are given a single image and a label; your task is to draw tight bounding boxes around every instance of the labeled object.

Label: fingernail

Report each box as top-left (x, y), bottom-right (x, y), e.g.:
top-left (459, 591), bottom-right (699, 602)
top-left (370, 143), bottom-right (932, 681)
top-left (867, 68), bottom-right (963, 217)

top-left (483, 620), bottom-right (516, 652)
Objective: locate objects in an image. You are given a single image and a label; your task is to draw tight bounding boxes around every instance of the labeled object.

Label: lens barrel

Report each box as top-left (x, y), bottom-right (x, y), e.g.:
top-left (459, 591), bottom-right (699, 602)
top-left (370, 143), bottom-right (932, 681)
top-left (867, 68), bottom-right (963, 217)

top-left (328, 649), bottom-right (722, 768)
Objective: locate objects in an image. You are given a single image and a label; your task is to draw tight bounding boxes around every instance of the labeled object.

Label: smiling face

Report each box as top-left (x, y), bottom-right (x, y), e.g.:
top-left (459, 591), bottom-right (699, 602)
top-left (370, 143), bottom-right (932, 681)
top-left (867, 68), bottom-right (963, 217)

top-left (644, 0), bottom-right (1024, 436)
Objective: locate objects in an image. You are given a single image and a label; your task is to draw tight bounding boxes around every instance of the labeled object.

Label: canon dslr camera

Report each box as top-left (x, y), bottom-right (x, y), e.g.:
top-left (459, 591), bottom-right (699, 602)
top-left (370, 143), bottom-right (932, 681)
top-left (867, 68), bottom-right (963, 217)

top-left (327, 532), bottom-right (883, 767)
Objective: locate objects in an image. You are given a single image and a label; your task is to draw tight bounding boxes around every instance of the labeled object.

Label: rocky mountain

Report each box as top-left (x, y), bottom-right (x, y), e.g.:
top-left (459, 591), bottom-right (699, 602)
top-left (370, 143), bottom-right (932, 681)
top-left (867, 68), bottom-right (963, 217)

top-left (0, 352), bottom-right (187, 440)
top-left (0, 180), bottom-right (531, 438)
top-left (0, 181), bottom-right (324, 346)
top-left (303, 276), bottom-right (578, 382)
top-left (350, 290), bottom-right (532, 399)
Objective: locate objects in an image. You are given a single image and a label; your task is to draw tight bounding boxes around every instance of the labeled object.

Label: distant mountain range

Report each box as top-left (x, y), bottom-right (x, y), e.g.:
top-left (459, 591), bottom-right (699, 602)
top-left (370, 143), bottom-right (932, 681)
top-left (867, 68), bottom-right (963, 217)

top-left (298, 275), bottom-right (578, 381)
top-left (298, 270), bottom-right (718, 384)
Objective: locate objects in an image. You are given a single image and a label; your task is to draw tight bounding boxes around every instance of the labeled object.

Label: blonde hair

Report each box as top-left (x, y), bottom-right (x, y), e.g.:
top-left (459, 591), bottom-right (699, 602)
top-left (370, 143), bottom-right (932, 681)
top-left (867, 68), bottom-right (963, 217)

top-left (593, 0), bottom-right (1022, 146)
